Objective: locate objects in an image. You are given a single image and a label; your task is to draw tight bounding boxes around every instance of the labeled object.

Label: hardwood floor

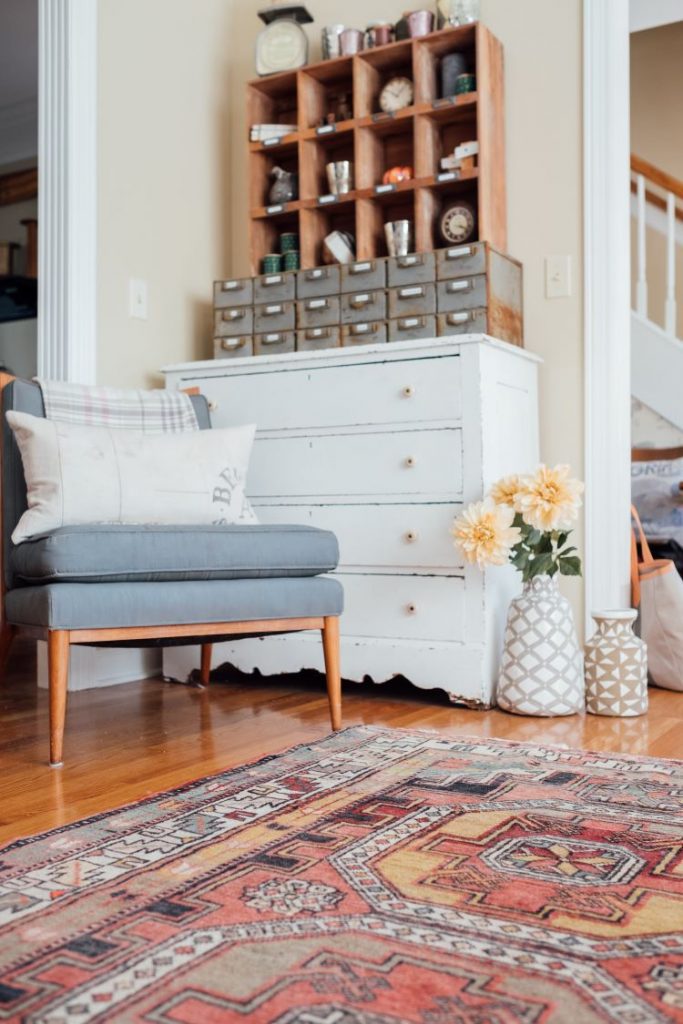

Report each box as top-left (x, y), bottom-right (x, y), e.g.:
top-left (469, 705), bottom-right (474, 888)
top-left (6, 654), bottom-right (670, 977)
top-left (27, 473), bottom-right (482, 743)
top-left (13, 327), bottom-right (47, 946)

top-left (0, 638), bottom-right (681, 845)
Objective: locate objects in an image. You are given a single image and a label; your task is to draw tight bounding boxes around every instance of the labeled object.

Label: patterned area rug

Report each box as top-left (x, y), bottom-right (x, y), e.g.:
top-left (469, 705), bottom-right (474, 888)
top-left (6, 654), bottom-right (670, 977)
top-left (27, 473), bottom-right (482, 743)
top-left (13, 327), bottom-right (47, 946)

top-left (1, 727), bottom-right (682, 1023)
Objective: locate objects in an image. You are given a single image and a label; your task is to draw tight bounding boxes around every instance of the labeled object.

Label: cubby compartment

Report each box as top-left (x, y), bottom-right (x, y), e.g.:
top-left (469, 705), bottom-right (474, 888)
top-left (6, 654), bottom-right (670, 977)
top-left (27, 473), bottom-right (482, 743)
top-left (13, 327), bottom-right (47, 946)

top-left (355, 41), bottom-right (415, 118)
top-left (250, 139), bottom-right (299, 210)
top-left (299, 133), bottom-right (356, 201)
top-left (247, 72), bottom-right (300, 134)
top-left (299, 58), bottom-right (354, 130)
top-left (356, 120), bottom-right (414, 192)
top-left (250, 210), bottom-right (301, 276)
top-left (356, 191), bottom-right (417, 261)
top-left (414, 107), bottom-right (478, 179)
top-left (300, 205), bottom-right (357, 268)
top-left (413, 24), bottom-right (476, 104)
top-left (416, 182), bottom-right (479, 253)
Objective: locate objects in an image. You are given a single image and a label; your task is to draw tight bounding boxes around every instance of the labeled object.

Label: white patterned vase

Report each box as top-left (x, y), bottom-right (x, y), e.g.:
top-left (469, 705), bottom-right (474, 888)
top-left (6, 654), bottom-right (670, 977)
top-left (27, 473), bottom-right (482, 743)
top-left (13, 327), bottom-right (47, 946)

top-left (497, 574), bottom-right (584, 716)
top-left (584, 610), bottom-right (648, 716)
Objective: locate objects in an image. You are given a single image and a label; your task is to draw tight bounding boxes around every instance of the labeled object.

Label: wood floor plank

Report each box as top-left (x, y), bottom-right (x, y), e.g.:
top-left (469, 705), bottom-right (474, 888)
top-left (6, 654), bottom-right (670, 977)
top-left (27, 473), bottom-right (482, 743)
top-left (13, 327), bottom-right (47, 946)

top-left (0, 639), bottom-right (681, 844)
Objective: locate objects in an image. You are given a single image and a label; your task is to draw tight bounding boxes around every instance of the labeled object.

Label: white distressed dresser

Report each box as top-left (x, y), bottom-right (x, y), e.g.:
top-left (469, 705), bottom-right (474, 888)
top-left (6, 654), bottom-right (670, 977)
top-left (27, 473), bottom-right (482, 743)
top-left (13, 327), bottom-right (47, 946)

top-left (162, 336), bottom-right (540, 706)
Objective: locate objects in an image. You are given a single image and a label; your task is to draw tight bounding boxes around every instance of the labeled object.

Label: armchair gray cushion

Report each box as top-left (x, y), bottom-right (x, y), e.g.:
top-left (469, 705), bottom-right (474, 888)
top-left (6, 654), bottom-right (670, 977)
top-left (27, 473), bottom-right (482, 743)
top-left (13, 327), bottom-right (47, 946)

top-left (6, 576), bottom-right (344, 631)
top-left (11, 523), bottom-right (339, 584)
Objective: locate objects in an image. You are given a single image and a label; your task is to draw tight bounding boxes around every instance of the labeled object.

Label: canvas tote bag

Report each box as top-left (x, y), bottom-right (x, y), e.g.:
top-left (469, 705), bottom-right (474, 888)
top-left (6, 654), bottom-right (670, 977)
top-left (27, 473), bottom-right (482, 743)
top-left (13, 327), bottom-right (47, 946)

top-left (631, 504), bottom-right (683, 691)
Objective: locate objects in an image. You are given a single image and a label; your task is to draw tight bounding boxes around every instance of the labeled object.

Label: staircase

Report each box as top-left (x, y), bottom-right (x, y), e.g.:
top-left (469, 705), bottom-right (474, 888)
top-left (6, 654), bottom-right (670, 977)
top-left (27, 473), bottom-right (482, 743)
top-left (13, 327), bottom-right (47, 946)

top-left (631, 155), bottom-right (683, 432)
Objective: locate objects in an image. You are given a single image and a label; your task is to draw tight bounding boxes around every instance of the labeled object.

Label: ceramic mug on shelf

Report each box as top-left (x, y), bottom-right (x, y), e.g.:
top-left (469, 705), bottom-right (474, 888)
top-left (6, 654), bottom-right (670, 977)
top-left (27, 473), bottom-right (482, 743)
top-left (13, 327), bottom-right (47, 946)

top-left (339, 28), bottom-right (364, 54)
top-left (366, 22), bottom-right (393, 47)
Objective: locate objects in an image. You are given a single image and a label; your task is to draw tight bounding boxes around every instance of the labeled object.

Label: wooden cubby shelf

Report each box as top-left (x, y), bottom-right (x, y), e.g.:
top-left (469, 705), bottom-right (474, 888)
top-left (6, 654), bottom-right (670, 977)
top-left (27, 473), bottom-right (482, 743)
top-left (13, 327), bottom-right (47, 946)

top-left (247, 23), bottom-right (505, 273)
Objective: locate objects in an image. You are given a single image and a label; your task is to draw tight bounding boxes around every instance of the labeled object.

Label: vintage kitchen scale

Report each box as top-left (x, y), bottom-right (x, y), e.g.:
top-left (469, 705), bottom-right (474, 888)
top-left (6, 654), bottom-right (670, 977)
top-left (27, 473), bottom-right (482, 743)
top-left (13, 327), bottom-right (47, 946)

top-left (256, 2), bottom-right (313, 75)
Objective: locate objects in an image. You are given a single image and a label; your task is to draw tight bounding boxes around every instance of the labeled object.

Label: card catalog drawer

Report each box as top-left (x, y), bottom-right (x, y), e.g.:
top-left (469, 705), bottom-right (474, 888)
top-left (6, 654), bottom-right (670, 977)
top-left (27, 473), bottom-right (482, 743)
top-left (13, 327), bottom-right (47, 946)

top-left (249, 428), bottom-right (462, 500)
top-left (297, 295), bottom-right (341, 329)
top-left (436, 243), bottom-right (487, 280)
top-left (296, 265), bottom-right (340, 299)
top-left (387, 284), bottom-right (436, 319)
top-left (253, 301), bottom-right (296, 333)
top-left (214, 336), bottom-right (253, 359)
top-left (339, 573), bottom-right (465, 642)
top-left (437, 309), bottom-right (488, 336)
top-left (214, 278), bottom-right (253, 307)
top-left (437, 276), bottom-right (487, 313)
top-left (253, 271), bottom-right (295, 304)
top-left (388, 315), bottom-right (437, 342)
top-left (255, 503), bottom-right (464, 570)
top-left (200, 355), bottom-right (462, 430)
top-left (387, 252), bottom-right (436, 287)
top-left (296, 327), bottom-right (342, 351)
top-left (341, 290), bottom-right (387, 325)
top-left (341, 258), bottom-right (387, 293)
top-left (214, 306), bottom-right (253, 337)
top-left (341, 321), bottom-right (387, 345)
top-left (254, 331), bottom-right (296, 355)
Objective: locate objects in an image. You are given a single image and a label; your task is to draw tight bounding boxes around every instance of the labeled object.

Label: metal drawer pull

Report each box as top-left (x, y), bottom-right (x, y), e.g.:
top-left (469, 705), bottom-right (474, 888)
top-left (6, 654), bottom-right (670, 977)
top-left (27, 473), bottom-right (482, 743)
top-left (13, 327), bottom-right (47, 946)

top-left (398, 254), bottom-right (422, 267)
top-left (222, 309), bottom-right (245, 321)
top-left (221, 280), bottom-right (243, 291)
top-left (447, 312), bottom-right (471, 325)
top-left (307, 298), bottom-right (328, 309)
top-left (350, 261), bottom-right (372, 274)
top-left (447, 279), bottom-right (473, 293)
top-left (350, 293), bottom-right (371, 307)
top-left (405, 530), bottom-right (418, 543)
top-left (402, 385), bottom-right (415, 398)
top-left (446, 246), bottom-right (474, 260)
top-left (351, 323), bottom-right (372, 335)
top-left (398, 318), bottom-right (421, 330)
top-left (263, 304), bottom-right (284, 315)
top-left (306, 328), bottom-right (331, 340)
top-left (221, 338), bottom-right (247, 351)
top-left (262, 333), bottom-right (285, 345)
top-left (398, 286), bottom-right (424, 299)
top-left (208, 399), bottom-right (219, 411)
top-left (406, 603), bottom-right (417, 615)
top-left (404, 455), bottom-right (416, 468)
top-left (263, 274), bottom-right (283, 286)
top-left (305, 268), bottom-right (325, 280)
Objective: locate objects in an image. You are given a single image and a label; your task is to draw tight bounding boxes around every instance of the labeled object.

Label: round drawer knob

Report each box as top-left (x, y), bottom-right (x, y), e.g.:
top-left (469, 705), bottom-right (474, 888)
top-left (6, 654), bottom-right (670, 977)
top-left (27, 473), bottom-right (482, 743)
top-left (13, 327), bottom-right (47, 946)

top-left (406, 603), bottom-right (417, 615)
top-left (405, 530), bottom-right (418, 543)
top-left (208, 399), bottom-right (219, 412)
top-left (402, 385), bottom-right (415, 398)
top-left (404, 455), bottom-right (416, 468)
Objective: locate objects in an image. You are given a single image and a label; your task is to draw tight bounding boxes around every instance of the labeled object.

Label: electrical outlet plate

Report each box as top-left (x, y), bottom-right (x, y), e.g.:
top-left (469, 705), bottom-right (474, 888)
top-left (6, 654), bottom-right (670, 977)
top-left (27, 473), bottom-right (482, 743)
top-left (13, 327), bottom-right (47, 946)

top-left (545, 255), bottom-right (571, 299)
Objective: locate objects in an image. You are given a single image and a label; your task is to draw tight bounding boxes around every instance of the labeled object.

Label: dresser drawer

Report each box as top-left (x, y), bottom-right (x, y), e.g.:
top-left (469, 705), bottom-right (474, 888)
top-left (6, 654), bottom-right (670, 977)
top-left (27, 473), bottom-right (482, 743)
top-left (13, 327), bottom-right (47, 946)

top-left (255, 503), bottom-right (463, 570)
top-left (339, 573), bottom-right (465, 641)
top-left (201, 355), bottom-right (462, 431)
top-left (249, 428), bottom-right (462, 500)
top-left (214, 307), bottom-right (253, 337)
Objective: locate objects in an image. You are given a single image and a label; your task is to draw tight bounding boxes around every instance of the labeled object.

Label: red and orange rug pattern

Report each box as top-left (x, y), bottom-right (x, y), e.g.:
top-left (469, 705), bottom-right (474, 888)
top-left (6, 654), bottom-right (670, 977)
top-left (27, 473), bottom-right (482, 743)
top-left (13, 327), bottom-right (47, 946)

top-left (0, 727), bottom-right (681, 1022)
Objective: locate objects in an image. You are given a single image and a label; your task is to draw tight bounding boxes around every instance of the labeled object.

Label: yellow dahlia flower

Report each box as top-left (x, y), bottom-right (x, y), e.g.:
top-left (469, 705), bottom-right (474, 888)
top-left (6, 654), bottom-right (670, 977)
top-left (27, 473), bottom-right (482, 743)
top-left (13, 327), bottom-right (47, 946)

top-left (451, 499), bottom-right (521, 568)
top-left (490, 474), bottom-right (522, 508)
top-left (515, 464), bottom-right (584, 532)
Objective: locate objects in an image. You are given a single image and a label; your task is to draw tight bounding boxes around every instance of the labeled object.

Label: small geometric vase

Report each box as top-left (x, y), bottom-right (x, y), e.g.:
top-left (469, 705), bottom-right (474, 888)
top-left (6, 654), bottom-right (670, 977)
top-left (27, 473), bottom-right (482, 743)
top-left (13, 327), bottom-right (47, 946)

top-left (584, 610), bottom-right (648, 716)
top-left (497, 574), bottom-right (584, 716)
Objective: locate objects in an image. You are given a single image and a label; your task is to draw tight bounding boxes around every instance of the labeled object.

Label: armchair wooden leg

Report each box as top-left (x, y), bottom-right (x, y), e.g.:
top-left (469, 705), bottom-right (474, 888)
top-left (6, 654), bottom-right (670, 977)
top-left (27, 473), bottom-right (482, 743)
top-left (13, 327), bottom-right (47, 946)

top-left (48, 630), bottom-right (70, 768)
top-left (321, 616), bottom-right (342, 731)
top-left (200, 644), bottom-right (213, 686)
top-left (0, 623), bottom-right (16, 675)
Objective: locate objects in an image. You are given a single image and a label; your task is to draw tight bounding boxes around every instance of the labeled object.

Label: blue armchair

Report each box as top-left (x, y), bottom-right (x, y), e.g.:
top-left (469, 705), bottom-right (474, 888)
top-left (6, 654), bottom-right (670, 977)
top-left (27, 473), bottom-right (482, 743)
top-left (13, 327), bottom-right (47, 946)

top-left (0, 375), bottom-right (343, 766)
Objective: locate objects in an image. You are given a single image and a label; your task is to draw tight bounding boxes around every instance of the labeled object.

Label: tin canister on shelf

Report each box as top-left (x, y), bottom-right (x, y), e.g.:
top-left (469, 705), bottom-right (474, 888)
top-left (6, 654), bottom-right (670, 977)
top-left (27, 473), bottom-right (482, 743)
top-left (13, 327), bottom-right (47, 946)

top-left (454, 72), bottom-right (476, 94)
top-left (283, 250), bottom-right (300, 272)
top-left (280, 232), bottom-right (299, 254)
top-left (262, 253), bottom-right (283, 274)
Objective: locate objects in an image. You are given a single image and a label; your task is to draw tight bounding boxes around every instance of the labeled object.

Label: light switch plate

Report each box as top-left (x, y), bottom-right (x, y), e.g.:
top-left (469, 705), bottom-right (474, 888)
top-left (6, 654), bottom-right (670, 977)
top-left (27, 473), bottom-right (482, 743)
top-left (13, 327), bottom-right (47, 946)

top-left (129, 278), bottom-right (148, 319)
top-left (545, 255), bottom-right (571, 299)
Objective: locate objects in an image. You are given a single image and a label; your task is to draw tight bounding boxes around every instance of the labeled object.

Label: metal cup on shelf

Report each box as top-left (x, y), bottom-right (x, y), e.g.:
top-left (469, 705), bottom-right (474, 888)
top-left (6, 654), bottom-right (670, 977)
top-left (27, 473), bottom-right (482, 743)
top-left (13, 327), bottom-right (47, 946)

top-left (384, 220), bottom-right (413, 257)
top-left (326, 160), bottom-right (354, 195)
top-left (339, 28), bottom-right (364, 54)
top-left (322, 25), bottom-right (346, 59)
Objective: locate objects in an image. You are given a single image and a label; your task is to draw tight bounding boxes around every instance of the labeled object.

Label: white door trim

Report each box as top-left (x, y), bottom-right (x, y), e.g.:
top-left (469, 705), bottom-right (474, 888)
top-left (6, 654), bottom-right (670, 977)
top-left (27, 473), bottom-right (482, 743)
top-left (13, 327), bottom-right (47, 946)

top-left (38, 0), bottom-right (97, 384)
top-left (583, 0), bottom-right (632, 628)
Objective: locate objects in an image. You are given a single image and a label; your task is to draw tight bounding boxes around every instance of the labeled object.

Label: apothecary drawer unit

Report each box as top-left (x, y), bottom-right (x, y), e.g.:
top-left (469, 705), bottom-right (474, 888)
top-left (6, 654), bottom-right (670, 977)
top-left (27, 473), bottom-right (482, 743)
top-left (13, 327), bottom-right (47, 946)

top-left (162, 336), bottom-right (540, 705)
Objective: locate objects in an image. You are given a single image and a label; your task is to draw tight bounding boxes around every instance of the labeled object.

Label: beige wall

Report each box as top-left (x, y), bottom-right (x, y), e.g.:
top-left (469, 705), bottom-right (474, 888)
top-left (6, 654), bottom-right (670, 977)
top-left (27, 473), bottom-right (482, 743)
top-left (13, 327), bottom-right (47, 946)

top-left (97, 0), bottom-right (584, 611)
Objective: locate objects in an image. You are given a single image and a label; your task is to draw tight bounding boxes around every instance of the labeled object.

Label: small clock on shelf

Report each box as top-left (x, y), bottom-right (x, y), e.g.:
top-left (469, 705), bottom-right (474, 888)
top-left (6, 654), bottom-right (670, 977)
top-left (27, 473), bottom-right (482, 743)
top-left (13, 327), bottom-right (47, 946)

top-left (379, 77), bottom-right (414, 114)
top-left (256, 3), bottom-right (313, 76)
top-left (439, 198), bottom-right (477, 245)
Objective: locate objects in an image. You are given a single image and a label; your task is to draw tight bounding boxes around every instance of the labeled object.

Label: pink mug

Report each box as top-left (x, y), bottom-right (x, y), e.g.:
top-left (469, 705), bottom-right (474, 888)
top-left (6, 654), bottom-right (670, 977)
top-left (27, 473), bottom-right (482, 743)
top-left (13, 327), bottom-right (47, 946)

top-left (406, 9), bottom-right (434, 37)
top-left (340, 28), bottom-right (365, 54)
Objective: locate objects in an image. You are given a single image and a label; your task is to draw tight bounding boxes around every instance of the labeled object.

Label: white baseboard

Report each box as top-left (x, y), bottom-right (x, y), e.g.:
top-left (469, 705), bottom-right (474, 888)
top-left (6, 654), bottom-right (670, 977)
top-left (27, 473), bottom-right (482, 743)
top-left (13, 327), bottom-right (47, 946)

top-left (37, 643), bottom-right (161, 691)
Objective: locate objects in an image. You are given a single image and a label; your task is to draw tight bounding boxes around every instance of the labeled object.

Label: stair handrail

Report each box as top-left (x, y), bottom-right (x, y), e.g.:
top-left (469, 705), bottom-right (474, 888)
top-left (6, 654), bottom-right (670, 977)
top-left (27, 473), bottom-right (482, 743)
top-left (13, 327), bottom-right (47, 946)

top-left (631, 154), bottom-right (682, 334)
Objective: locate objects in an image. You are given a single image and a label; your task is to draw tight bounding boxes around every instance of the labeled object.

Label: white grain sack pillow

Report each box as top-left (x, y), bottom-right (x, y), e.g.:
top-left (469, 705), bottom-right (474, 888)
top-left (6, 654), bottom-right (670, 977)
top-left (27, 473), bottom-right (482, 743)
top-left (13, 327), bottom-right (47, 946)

top-left (6, 411), bottom-right (257, 543)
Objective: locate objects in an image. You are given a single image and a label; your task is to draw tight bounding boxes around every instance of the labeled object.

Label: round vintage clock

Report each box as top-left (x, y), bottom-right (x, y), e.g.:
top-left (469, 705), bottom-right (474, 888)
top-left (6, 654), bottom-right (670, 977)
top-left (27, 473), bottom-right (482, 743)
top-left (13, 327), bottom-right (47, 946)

top-left (256, 3), bottom-right (313, 76)
top-left (379, 77), bottom-right (414, 113)
top-left (439, 198), bottom-right (477, 244)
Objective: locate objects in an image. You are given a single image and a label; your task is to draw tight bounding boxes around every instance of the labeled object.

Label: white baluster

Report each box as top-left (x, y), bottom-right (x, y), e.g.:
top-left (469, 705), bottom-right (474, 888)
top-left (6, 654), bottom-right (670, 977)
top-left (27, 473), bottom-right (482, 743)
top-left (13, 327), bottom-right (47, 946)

top-left (665, 190), bottom-right (677, 336)
top-left (636, 174), bottom-right (648, 316)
